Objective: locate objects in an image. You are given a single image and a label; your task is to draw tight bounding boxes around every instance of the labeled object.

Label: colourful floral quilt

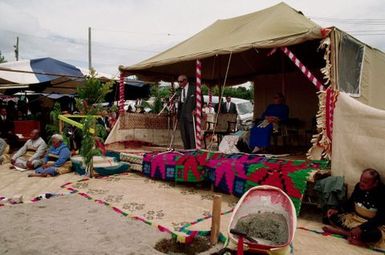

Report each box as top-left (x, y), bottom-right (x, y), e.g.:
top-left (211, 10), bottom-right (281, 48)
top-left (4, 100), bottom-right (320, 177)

top-left (142, 150), bottom-right (326, 214)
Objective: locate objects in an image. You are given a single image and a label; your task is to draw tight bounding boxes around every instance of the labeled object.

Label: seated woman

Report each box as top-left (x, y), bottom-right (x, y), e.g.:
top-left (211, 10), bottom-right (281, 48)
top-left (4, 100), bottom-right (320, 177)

top-left (29, 134), bottom-right (71, 177)
top-left (249, 93), bottom-right (289, 153)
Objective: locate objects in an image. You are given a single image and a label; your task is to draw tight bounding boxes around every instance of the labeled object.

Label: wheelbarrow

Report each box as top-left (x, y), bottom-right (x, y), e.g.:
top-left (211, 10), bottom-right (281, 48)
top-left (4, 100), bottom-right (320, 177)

top-left (216, 185), bottom-right (297, 255)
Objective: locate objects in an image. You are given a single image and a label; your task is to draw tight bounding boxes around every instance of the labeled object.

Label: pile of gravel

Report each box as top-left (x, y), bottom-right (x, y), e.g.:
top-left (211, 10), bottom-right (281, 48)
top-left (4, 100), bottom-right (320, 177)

top-left (234, 212), bottom-right (288, 245)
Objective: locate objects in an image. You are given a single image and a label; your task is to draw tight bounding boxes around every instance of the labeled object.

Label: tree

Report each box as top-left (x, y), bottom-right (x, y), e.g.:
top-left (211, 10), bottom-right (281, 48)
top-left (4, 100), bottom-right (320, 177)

top-left (149, 84), bottom-right (170, 113)
top-left (201, 84), bottom-right (253, 100)
top-left (76, 69), bottom-right (113, 115)
top-left (0, 51), bottom-right (6, 63)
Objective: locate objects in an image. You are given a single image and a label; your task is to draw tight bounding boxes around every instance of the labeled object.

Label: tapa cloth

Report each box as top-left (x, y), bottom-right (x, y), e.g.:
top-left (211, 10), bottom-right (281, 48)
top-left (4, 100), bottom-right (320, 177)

top-left (332, 92), bottom-right (385, 193)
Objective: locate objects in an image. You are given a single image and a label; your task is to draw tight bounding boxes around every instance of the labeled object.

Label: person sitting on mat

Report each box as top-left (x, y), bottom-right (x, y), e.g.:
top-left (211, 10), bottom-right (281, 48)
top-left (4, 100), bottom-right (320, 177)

top-left (29, 134), bottom-right (71, 177)
top-left (11, 129), bottom-right (47, 170)
top-left (323, 169), bottom-right (385, 247)
top-left (249, 93), bottom-right (289, 153)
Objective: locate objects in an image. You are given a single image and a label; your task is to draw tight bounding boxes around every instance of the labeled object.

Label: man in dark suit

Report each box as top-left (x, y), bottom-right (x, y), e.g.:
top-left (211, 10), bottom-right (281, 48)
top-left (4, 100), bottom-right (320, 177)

top-left (0, 108), bottom-right (13, 138)
top-left (221, 96), bottom-right (237, 114)
top-left (177, 74), bottom-right (196, 149)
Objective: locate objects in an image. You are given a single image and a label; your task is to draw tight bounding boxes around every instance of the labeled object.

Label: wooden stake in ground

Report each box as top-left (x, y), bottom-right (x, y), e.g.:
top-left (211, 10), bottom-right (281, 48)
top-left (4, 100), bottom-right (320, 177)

top-left (210, 194), bottom-right (222, 245)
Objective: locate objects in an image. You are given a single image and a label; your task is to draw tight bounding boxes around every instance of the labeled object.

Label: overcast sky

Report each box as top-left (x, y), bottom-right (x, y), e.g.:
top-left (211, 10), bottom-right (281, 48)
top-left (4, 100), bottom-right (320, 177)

top-left (1, 0), bottom-right (384, 75)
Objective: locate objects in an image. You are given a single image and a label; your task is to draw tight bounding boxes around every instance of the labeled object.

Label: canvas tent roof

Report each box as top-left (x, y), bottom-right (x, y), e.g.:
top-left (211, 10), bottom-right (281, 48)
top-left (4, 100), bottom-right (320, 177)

top-left (121, 2), bottom-right (324, 84)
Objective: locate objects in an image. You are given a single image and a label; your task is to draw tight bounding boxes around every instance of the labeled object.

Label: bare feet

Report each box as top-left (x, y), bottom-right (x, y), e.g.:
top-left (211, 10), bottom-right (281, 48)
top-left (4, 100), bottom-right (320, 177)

top-left (322, 226), bottom-right (349, 237)
top-left (323, 226), bottom-right (368, 247)
top-left (251, 146), bottom-right (260, 153)
top-left (348, 236), bottom-right (367, 247)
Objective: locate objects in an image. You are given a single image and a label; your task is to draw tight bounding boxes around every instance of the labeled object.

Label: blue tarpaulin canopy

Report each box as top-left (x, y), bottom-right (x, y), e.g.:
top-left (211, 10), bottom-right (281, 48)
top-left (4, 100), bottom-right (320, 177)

top-left (0, 57), bottom-right (84, 85)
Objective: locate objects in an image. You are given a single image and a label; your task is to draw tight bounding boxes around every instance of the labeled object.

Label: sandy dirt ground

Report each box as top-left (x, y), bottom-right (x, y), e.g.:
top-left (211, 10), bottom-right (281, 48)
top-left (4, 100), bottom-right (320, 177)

top-left (0, 165), bottom-right (381, 255)
top-left (0, 195), bottom-right (221, 255)
top-left (0, 195), bottom-right (167, 255)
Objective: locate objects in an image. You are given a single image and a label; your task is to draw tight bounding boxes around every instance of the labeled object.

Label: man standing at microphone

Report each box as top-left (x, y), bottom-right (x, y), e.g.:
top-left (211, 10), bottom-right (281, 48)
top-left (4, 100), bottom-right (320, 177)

top-left (177, 74), bottom-right (196, 149)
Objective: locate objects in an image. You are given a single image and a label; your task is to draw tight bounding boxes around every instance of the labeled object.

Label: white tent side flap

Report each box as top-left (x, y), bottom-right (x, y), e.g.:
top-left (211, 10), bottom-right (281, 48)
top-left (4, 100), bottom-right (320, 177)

top-left (331, 92), bottom-right (385, 192)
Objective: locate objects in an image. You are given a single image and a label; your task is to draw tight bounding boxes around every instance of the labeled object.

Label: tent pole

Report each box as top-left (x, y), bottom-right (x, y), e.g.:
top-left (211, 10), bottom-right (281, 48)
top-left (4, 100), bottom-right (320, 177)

top-left (118, 72), bottom-right (125, 115)
top-left (280, 47), bottom-right (325, 91)
top-left (207, 52), bottom-right (233, 150)
top-left (195, 59), bottom-right (202, 149)
top-left (281, 52), bottom-right (286, 95)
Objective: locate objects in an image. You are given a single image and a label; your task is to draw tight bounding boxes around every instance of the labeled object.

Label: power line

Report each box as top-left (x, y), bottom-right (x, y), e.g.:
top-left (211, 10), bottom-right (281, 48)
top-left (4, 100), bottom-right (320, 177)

top-left (1, 29), bottom-right (164, 54)
top-left (92, 27), bottom-right (190, 37)
top-left (346, 29), bottom-right (385, 33)
top-left (93, 44), bottom-right (161, 53)
top-left (310, 17), bottom-right (385, 25)
top-left (310, 16), bottom-right (385, 21)
top-left (351, 33), bottom-right (385, 36)
top-left (1, 29), bottom-right (87, 44)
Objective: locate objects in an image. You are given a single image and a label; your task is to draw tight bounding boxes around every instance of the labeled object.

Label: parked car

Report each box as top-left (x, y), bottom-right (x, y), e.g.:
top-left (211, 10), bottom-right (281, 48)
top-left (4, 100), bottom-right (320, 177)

top-left (100, 100), bottom-right (152, 113)
top-left (202, 95), bottom-right (254, 129)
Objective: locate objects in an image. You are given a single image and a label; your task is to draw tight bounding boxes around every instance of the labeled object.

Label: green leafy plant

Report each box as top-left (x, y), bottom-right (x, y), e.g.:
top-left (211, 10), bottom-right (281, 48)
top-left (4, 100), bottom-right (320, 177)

top-left (109, 104), bottom-right (118, 113)
top-left (45, 102), bottom-right (61, 135)
top-left (45, 102), bottom-right (70, 145)
top-left (79, 116), bottom-right (102, 176)
top-left (75, 69), bottom-right (113, 115)
top-left (76, 69), bottom-right (113, 176)
top-left (149, 84), bottom-right (166, 113)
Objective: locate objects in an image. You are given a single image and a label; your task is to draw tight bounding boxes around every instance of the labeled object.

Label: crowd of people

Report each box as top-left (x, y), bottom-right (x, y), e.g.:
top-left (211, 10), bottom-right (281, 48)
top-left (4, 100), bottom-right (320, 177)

top-left (0, 95), bottom-right (118, 176)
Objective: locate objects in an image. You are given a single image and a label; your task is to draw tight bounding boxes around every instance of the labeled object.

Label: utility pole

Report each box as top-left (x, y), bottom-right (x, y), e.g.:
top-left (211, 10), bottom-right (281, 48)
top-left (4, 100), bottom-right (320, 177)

top-left (14, 36), bottom-right (19, 61)
top-left (88, 27), bottom-right (92, 70)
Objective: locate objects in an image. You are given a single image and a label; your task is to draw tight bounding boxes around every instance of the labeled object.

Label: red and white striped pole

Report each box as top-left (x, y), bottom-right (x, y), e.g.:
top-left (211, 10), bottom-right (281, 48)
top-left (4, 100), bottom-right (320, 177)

top-left (119, 72), bottom-right (125, 114)
top-left (195, 59), bottom-right (202, 149)
top-left (280, 47), bottom-right (325, 91)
